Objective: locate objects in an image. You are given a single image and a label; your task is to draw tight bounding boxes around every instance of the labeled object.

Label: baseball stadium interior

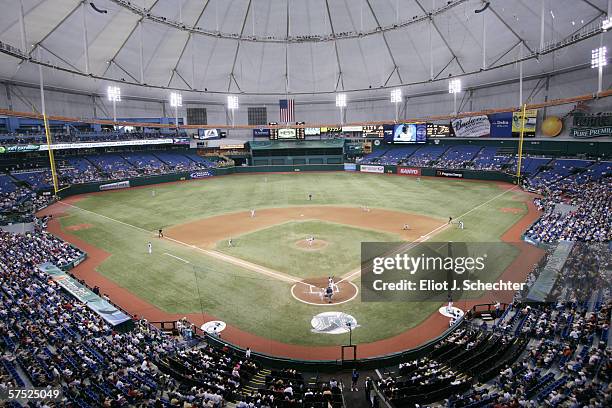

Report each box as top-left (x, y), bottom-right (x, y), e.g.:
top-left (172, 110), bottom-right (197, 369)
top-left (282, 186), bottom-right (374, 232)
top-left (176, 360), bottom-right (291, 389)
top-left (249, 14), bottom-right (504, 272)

top-left (0, 0), bottom-right (611, 407)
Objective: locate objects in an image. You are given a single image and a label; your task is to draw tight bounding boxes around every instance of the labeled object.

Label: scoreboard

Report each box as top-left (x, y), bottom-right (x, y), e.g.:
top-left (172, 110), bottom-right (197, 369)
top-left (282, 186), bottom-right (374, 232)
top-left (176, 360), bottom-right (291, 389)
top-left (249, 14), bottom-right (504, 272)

top-left (426, 123), bottom-right (451, 137)
top-left (268, 122), bottom-right (305, 140)
top-left (363, 125), bottom-right (385, 137)
top-left (296, 122), bottom-right (305, 139)
top-left (268, 122), bottom-right (278, 139)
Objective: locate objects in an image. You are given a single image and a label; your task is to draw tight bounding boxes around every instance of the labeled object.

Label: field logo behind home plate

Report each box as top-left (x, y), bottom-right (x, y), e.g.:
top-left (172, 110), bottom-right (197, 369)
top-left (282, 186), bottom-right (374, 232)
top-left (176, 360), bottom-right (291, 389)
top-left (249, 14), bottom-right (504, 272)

top-left (311, 312), bottom-right (359, 334)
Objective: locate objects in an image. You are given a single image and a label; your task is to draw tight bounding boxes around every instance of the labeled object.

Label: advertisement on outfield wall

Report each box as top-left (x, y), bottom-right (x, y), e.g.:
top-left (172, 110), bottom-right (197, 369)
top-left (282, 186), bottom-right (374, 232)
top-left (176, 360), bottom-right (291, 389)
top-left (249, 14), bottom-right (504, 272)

top-left (39, 139), bottom-right (173, 151)
top-left (570, 113), bottom-right (612, 138)
top-left (253, 128), bottom-right (271, 137)
top-left (488, 112), bottom-right (513, 138)
top-left (344, 163), bottom-right (357, 171)
top-left (342, 125), bottom-right (363, 132)
top-left (436, 169), bottom-right (464, 178)
top-left (397, 167), bottom-right (421, 176)
top-left (360, 165), bottom-right (385, 174)
top-left (99, 181), bottom-right (130, 191)
top-left (451, 115), bottom-right (490, 138)
top-left (305, 127), bottom-right (321, 136)
top-left (189, 170), bottom-right (214, 179)
top-left (512, 109), bottom-right (538, 134)
top-left (0, 144), bottom-right (41, 153)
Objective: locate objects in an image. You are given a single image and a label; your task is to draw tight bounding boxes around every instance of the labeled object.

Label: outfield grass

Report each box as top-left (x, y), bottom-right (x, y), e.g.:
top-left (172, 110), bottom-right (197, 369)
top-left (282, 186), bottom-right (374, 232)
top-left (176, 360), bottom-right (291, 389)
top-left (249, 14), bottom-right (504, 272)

top-left (58, 173), bottom-right (528, 346)
top-left (216, 220), bottom-right (403, 279)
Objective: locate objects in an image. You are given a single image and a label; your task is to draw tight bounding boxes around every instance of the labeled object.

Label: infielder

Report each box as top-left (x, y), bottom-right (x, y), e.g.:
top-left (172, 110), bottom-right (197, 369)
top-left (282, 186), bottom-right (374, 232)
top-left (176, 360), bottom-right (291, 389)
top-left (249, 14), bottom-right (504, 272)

top-left (250, 209), bottom-right (256, 218)
top-left (228, 238), bottom-right (233, 247)
top-left (402, 223), bottom-right (410, 230)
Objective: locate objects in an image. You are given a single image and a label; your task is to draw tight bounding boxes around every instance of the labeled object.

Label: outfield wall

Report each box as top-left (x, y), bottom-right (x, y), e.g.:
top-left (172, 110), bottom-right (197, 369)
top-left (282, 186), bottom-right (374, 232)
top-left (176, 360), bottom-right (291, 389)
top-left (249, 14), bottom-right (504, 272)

top-left (55, 164), bottom-right (514, 198)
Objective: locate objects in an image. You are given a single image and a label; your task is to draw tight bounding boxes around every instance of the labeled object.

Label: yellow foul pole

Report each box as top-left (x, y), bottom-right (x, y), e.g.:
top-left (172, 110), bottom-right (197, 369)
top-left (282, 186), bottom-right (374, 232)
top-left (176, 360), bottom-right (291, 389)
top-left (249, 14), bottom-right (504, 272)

top-left (43, 114), bottom-right (59, 194)
top-left (516, 104), bottom-right (527, 185)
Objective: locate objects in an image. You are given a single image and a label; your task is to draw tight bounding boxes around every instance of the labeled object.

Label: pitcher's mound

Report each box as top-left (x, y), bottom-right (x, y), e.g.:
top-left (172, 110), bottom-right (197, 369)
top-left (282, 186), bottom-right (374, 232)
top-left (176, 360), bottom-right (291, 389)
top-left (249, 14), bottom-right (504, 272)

top-left (291, 277), bottom-right (358, 305)
top-left (295, 239), bottom-right (329, 251)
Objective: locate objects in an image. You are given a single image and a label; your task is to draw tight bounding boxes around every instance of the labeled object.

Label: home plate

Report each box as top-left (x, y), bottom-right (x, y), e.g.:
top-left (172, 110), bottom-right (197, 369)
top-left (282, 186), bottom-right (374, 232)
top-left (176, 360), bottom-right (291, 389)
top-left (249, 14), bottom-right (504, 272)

top-left (439, 306), bottom-right (464, 318)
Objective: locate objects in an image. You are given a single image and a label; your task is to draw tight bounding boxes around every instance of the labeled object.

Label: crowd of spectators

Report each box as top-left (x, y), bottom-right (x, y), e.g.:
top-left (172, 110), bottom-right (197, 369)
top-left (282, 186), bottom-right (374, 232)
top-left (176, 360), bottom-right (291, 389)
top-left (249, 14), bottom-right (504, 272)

top-left (526, 178), bottom-right (611, 242)
top-left (0, 224), bottom-right (262, 406)
top-left (0, 130), bottom-right (182, 145)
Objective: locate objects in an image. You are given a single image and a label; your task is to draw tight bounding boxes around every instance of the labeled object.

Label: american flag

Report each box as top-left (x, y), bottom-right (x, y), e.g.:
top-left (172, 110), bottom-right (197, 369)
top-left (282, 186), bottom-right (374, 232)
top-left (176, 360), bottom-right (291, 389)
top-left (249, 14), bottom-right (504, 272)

top-left (279, 99), bottom-right (294, 123)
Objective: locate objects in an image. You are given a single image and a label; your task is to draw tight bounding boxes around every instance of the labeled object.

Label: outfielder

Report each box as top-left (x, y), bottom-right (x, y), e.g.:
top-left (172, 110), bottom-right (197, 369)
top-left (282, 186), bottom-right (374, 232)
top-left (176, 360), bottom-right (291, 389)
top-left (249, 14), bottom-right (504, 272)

top-left (147, 242), bottom-right (152, 254)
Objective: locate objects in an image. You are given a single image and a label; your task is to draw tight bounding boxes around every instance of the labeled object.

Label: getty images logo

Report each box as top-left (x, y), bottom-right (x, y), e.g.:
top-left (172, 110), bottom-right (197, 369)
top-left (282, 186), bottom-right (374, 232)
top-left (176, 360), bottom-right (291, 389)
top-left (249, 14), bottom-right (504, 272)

top-left (372, 253), bottom-right (488, 276)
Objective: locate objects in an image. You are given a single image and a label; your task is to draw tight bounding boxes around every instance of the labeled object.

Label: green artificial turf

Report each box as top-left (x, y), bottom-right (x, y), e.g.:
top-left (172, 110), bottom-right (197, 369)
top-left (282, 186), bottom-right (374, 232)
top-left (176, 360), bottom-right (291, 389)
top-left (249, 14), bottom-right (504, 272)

top-left (58, 173), bottom-right (528, 346)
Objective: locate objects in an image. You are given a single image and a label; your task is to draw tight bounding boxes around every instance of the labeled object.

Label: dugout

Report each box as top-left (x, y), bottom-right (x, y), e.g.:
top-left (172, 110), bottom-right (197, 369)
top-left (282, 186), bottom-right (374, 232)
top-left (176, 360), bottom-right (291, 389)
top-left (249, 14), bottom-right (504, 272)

top-left (249, 139), bottom-right (345, 166)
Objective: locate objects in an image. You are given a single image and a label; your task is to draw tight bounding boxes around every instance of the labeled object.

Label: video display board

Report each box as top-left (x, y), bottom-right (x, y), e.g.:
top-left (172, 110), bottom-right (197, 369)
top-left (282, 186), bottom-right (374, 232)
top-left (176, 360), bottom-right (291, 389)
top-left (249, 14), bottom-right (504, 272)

top-left (386, 123), bottom-right (427, 144)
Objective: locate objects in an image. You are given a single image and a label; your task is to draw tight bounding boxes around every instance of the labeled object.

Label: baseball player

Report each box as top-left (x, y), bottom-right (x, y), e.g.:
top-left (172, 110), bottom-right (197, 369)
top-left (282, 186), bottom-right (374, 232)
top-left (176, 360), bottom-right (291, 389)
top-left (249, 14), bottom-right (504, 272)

top-left (228, 238), bottom-right (233, 247)
top-left (308, 235), bottom-right (314, 246)
top-left (151, 190), bottom-right (156, 197)
top-left (250, 209), bottom-right (256, 218)
top-left (448, 216), bottom-right (453, 225)
top-left (458, 220), bottom-right (464, 229)
top-left (308, 193), bottom-right (312, 201)
top-left (158, 229), bottom-right (164, 238)
top-left (402, 223), bottom-right (410, 230)
top-left (147, 242), bottom-right (152, 254)
top-left (325, 285), bottom-right (334, 303)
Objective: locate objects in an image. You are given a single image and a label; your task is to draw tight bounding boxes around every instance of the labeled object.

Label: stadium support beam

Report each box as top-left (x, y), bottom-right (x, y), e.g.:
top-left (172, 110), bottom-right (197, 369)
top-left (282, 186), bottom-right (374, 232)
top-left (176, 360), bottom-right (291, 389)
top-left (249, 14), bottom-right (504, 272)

top-left (29, 1), bottom-right (83, 57)
top-left (482, 7), bottom-right (486, 69)
top-left (227, 0), bottom-right (252, 92)
top-left (81, 1), bottom-right (89, 73)
top-left (110, 60), bottom-right (139, 83)
top-left (4, 83), bottom-right (12, 111)
top-left (579, 0), bottom-right (607, 14)
top-left (415, 0), bottom-right (465, 74)
top-left (365, 0), bottom-right (404, 83)
top-left (324, 0), bottom-right (344, 91)
top-left (167, 0), bottom-right (210, 88)
top-left (102, 0), bottom-right (160, 79)
top-left (539, 0), bottom-right (545, 51)
top-left (18, 0), bottom-right (27, 52)
top-left (38, 44), bottom-right (80, 72)
top-left (488, 5), bottom-right (535, 55)
top-left (139, 21), bottom-right (144, 83)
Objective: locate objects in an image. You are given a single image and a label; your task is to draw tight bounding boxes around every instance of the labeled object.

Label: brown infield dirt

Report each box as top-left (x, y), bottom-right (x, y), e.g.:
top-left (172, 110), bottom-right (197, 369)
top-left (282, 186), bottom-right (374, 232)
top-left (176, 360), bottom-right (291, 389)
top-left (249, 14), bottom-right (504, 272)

top-left (164, 206), bottom-right (445, 249)
top-left (65, 223), bottom-right (93, 231)
top-left (38, 181), bottom-right (545, 361)
top-left (293, 277), bottom-right (358, 305)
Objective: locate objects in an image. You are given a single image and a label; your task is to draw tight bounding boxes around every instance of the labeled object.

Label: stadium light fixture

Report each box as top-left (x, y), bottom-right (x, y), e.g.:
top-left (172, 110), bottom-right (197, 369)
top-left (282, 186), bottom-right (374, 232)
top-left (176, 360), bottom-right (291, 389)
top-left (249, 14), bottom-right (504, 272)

top-left (390, 89), bottom-right (402, 122)
top-left (107, 86), bottom-right (121, 122)
top-left (169, 92), bottom-right (182, 107)
top-left (227, 95), bottom-right (239, 110)
top-left (602, 17), bottom-right (612, 31)
top-left (390, 88), bottom-right (402, 103)
top-left (170, 92), bottom-right (182, 130)
top-left (448, 79), bottom-right (462, 94)
top-left (448, 79), bottom-right (462, 116)
top-left (591, 46), bottom-right (607, 69)
top-left (591, 46), bottom-right (607, 93)
top-left (227, 95), bottom-right (239, 127)
top-left (336, 93), bottom-right (347, 125)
